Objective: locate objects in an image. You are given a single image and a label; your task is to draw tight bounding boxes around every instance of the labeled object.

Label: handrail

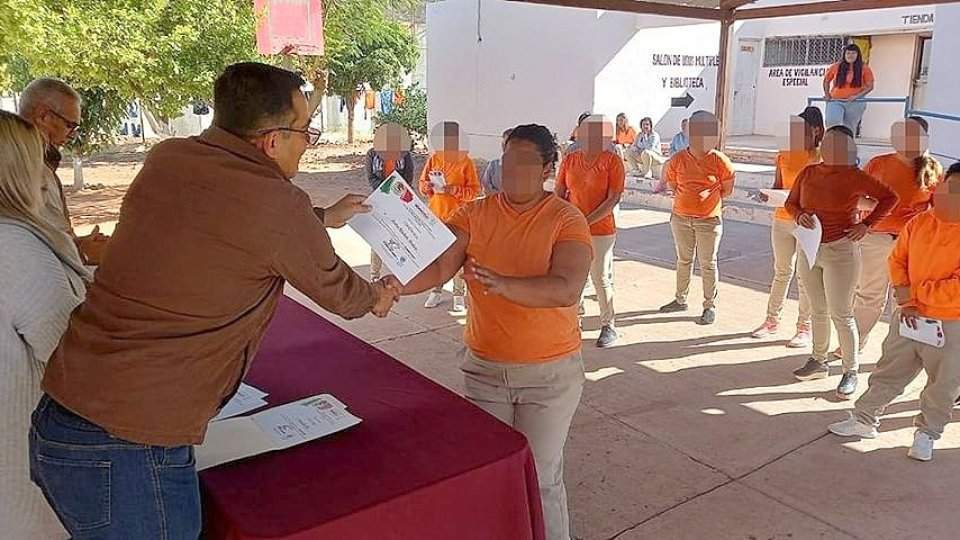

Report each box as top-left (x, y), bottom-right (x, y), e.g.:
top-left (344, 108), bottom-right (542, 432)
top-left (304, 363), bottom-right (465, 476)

top-left (807, 96), bottom-right (911, 117)
top-left (906, 109), bottom-right (960, 123)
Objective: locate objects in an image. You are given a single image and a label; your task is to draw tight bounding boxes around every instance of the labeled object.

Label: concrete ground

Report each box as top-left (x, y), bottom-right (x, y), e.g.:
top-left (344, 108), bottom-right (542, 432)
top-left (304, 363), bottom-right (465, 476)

top-left (291, 204), bottom-right (960, 540)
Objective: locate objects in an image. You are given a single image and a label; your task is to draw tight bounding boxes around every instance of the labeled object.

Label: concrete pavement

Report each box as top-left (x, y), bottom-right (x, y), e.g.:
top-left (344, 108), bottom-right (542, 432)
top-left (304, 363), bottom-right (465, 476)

top-left (291, 204), bottom-right (960, 540)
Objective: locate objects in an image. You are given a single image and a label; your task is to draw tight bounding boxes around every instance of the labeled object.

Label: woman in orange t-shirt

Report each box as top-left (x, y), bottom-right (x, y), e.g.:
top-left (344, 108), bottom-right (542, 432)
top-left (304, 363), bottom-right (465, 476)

top-left (752, 106), bottom-right (824, 346)
top-left (403, 125), bottom-right (593, 539)
top-left (418, 121), bottom-right (480, 313)
top-left (852, 117), bottom-right (942, 350)
top-left (822, 44), bottom-right (875, 135)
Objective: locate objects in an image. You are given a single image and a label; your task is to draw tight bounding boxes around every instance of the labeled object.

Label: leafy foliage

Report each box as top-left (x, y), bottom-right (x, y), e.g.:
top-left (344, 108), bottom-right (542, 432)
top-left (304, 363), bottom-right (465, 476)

top-left (374, 83), bottom-right (427, 140)
top-left (65, 87), bottom-right (129, 158)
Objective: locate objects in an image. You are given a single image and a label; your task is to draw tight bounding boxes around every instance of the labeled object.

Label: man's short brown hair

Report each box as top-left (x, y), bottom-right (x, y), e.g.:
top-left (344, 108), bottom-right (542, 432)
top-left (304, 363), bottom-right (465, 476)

top-left (213, 62), bottom-right (306, 137)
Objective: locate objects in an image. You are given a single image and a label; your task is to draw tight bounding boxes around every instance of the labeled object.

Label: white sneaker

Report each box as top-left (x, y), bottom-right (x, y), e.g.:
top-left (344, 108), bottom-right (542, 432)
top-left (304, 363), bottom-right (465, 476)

top-left (828, 412), bottom-right (878, 439)
top-left (452, 296), bottom-right (466, 314)
top-left (424, 291), bottom-right (443, 309)
top-left (908, 431), bottom-right (935, 462)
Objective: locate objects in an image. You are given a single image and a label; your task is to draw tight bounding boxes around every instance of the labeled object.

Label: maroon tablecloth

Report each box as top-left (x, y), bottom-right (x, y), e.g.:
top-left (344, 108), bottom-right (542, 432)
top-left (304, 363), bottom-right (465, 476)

top-left (200, 296), bottom-right (545, 540)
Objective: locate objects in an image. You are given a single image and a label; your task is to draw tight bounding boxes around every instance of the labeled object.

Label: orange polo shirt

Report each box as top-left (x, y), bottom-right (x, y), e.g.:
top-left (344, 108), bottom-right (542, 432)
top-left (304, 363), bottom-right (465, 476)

top-left (447, 194), bottom-right (593, 363)
top-left (889, 211), bottom-right (960, 321)
top-left (663, 149), bottom-right (736, 219)
top-left (864, 153), bottom-right (937, 235)
top-left (555, 150), bottom-right (625, 236)
top-left (418, 151), bottom-right (481, 223)
top-left (774, 149), bottom-right (820, 221)
top-left (616, 127), bottom-right (637, 146)
top-left (825, 62), bottom-right (875, 100)
top-left (785, 164), bottom-right (899, 244)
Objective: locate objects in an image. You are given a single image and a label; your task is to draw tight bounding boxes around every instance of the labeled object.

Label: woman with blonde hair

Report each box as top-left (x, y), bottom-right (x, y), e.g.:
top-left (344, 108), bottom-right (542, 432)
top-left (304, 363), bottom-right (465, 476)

top-left (0, 110), bottom-right (89, 538)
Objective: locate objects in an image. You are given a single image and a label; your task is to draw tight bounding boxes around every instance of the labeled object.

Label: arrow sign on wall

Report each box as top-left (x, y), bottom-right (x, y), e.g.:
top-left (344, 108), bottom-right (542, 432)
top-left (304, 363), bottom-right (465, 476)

top-left (671, 93), bottom-right (695, 108)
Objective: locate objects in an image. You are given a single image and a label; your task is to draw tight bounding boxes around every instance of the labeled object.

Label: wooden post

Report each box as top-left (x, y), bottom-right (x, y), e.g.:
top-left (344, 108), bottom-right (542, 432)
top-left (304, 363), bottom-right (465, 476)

top-left (715, 14), bottom-right (734, 150)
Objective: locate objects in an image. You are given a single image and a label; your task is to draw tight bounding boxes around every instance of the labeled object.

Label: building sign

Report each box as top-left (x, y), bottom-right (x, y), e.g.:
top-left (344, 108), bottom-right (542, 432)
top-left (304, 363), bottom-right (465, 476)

top-left (652, 53), bottom-right (718, 90)
top-left (255, 0), bottom-right (325, 56)
top-left (766, 66), bottom-right (828, 87)
top-left (902, 13), bottom-right (935, 25)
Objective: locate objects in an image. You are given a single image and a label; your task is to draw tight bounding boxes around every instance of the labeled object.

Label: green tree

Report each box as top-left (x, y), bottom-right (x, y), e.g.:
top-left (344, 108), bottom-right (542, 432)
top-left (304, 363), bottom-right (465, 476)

top-left (375, 83), bottom-right (427, 143)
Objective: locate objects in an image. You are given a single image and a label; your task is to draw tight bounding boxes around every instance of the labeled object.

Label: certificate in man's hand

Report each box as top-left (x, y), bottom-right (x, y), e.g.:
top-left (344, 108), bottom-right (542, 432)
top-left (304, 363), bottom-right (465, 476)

top-left (349, 173), bottom-right (456, 285)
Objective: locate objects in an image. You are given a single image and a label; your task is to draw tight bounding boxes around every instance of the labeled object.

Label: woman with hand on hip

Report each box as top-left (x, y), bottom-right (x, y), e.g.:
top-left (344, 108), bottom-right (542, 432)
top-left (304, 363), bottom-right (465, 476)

top-left (823, 43), bottom-right (875, 134)
top-left (785, 125), bottom-right (897, 400)
top-left (0, 110), bottom-right (90, 539)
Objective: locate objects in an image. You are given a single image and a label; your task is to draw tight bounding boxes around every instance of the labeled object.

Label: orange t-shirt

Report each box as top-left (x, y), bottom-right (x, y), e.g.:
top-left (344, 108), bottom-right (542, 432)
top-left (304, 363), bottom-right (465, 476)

top-left (418, 151), bottom-right (481, 223)
top-left (825, 63), bottom-right (875, 100)
top-left (616, 127), bottom-right (637, 146)
top-left (889, 211), bottom-right (960, 320)
top-left (663, 149), bottom-right (736, 219)
top-left (864, 153), bottom-right (937, 234)
top-left (555, 150), bottom-right (625, 236)
top-left (784, 164), bottom-right (899, 244)
top-left (383, 159), bottom-right (397, 178)
top-left (774, 149), bottom-right (821, 221)
top-left (447, 194), bottom-right (593, 363)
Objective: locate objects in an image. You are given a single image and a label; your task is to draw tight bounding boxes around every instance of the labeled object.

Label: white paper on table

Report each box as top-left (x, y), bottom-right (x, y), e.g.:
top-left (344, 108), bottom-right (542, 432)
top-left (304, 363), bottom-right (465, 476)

top-left (792, 215), bottom-right (822, 271)
top-left (196, 394), bottom-right (361, 471)
top-left (211, 383), bottom-right (269, 422)
top-left (428, 171), bottom-right (447, 192)
top-left (899, 317), bottom-right (946, 348)
top-left (349, 172), bottom-right (456, 285)
top-left (759, 189), bottom-right (790, 207)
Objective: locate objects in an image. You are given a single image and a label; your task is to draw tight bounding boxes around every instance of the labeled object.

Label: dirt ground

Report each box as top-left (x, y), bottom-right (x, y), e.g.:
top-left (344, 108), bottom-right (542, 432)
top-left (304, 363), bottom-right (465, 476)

top-left (61, 142), bottom-right (435, 228)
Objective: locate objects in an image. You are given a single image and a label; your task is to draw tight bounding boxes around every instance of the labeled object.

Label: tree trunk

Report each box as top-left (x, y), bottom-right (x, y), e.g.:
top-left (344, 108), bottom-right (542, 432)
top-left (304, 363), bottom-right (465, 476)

top-left (73, 155), bottom-right (84, 190)
top-left (346, 93), bottom-right (357, 144)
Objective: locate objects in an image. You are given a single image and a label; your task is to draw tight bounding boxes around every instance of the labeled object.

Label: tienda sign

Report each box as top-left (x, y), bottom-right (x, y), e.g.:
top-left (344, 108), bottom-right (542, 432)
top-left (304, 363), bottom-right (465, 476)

top-left (255, 0), bottom-right (325, 56)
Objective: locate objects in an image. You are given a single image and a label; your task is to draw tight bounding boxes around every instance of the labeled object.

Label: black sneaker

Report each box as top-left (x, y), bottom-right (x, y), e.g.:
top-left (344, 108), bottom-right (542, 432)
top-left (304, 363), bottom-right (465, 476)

top-left (659, 300), bottom-right (688, 313)
top-left (793, 358), bottom-right (829, 381)
top-left (837, 371), bottom-right (858, 400)
top-left (597, 325), bottom-right (618, 348)
top-left (697, 308), bottom-right (717, 325)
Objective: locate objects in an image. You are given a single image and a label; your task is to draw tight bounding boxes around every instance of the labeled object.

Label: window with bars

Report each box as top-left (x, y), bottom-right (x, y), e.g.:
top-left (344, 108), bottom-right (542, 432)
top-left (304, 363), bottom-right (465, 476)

top-left (763, 36), bottom-right (845, 67)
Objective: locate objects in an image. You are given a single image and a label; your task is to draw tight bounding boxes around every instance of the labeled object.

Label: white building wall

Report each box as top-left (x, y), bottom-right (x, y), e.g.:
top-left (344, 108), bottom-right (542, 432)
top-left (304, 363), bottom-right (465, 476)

top-left (925, 3), bottom-right (960, 162)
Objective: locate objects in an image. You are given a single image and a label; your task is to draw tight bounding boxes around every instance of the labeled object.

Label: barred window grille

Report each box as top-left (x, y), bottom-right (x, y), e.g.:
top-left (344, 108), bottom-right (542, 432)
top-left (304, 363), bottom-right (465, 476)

top-left (763, 36), bottom-right (845, 67)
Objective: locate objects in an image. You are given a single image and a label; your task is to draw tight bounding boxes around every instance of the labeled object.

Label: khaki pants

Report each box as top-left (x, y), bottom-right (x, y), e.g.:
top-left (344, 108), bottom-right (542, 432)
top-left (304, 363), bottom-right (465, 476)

top-left (433, 271), bottom-right (466, 296)
top-left (855, 318), bottom-right (960, 439)
top-left (581, 235), bottom-right (616, 327)
top-left (626, 147), bottom-right (666, 178)
top-left (797, 238), bottom-right (862, 370)
top-left (370, 251), bottom-right (383, 281)
top-left (767, 219), bottom-right (812, 325)
top-left (461, 350), bottom-right (585, 540)
top-left (671, 215), bottom-right (722, 309)
top-left (854, 232), bottom-right (896, 349)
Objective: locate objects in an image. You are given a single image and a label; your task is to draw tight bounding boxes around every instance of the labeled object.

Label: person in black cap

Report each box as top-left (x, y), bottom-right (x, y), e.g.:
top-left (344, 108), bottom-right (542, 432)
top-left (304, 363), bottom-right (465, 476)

top-left (751, 106), bottom-right (824, 347)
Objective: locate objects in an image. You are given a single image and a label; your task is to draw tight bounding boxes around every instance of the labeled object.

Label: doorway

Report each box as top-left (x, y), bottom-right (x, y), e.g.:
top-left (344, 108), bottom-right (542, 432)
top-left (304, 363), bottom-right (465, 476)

top-left (732, 38), bottom-right (761, 135)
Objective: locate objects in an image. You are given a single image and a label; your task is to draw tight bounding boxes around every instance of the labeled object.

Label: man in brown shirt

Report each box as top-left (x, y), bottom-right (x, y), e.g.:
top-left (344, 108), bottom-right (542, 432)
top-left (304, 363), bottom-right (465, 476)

top-left (19, 78), bottom-right (110, 263)
top-left (31, 63), bottom-right (399, 538)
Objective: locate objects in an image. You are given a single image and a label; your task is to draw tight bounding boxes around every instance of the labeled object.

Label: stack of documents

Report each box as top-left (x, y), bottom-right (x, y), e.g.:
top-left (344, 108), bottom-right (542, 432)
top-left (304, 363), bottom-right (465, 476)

top-left (196, 394), bottom-right (362, 471)
top-left (212, 383), bottom-right (269, 422)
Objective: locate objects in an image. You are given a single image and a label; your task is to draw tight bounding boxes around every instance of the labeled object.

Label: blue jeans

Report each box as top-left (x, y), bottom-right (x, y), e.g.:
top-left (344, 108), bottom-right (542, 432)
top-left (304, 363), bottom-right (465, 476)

top-left (825, 100), bottom-right (867, 135)
top-left (29, 395), bottom-right (201, 539)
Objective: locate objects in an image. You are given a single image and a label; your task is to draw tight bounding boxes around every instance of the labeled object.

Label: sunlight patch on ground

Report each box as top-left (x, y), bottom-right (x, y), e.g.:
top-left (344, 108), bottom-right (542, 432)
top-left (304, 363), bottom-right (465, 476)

top-left (700, 408), bottom-right (726, 415)
top-left (585, 367), bottom-right (625, 382)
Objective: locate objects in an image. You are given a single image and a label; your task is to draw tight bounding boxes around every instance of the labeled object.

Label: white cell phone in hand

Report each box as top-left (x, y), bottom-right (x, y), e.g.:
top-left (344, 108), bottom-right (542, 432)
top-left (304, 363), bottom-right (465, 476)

top-left (900, 317), bottom-right (945, 348)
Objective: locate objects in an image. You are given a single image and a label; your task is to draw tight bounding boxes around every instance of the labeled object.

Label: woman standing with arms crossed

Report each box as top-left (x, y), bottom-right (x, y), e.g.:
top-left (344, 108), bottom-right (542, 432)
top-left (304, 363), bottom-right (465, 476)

top-left (849, 117), bottom-right (942, 354)
top-left (0, 110), bottom-right (90, 538)
top-left (752, 107), bottom-right (824, 347)
top-left (823, 43), bottom-right (875, 134)
top-left (786, 125), bottom-right (898, 399)
top-left (404, 125), bottom-right (593, 540)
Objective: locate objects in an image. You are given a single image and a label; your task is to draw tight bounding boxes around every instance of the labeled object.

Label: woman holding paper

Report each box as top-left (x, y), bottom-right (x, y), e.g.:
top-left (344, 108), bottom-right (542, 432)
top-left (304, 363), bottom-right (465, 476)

top-left (366, 123), bottom-right (415, 281)
top-left (0, 111), bottom-right (89, 539)
top-left (828, 163), bottom-right (960, 462)
top-left (849, 117), bottom-right (942, 352)
top-left (785, 125), bottom-right (898, 399)
top-left (403, 124), bottom-right (593, 540)
top-left (418, 121), bottom-right (480, 313)
top-left (752, 106), bottom-right (824, 347)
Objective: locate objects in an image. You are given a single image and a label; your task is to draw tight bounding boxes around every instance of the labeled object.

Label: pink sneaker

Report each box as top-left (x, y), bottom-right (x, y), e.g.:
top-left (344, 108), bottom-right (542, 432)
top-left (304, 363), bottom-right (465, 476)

top-left (751, 317), bottom-right (780, 339)
top-left (788, 324), bottom-right (812, 349)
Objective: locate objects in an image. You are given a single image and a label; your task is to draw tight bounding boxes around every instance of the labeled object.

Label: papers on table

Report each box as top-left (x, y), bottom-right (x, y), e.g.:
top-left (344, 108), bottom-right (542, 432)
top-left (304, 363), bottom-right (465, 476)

top-left (349, 172), bottom-right (457, 285)
top-left (900, 317), bottom-right (946, 348)
top-left (196, 394), bottom-right (361, 471)
top-left (758, 188), bottom-right (790, 207)
top-left (212, 383), bottom-right (269, 422)
top-left (792, 215), bottom-right (822, 271)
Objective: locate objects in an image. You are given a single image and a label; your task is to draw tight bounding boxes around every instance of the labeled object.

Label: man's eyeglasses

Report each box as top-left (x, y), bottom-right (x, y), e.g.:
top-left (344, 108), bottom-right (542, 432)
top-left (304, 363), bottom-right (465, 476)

top-left (258, 126), bottom-right (322, 145)
top-left (49, 109), bottom-right (80, 136)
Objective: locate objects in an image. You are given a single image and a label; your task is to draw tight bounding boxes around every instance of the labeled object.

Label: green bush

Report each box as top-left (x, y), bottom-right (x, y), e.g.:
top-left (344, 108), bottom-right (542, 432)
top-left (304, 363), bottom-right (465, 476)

top-left (374, 83), bottom-right (427, 143)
